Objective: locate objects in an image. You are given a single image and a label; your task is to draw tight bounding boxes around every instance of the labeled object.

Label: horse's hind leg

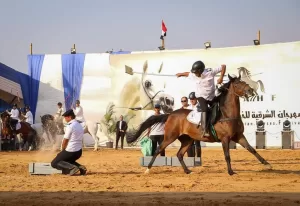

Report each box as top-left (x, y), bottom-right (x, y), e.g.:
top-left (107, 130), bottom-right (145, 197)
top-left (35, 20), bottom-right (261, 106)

top-left (177, 135), bottom-right (194, 174)
top-left (235, 134), bottom-right (272, 170)
top-left (145, 134), bottom-right (177, 174)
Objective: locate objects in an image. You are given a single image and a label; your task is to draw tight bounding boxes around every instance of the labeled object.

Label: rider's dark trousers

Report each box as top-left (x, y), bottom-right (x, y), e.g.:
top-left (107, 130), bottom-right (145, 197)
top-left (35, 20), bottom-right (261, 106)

top-left (10, 119), bottom-right (18, 130)
top-left (197, 97), bottom-right (213, 112)
top-left (51, 149), bottom-right (82, 169)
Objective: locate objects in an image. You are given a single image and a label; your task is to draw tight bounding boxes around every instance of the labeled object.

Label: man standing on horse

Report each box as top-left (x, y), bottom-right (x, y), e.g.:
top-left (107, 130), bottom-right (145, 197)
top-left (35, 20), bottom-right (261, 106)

top-left (51, 109), bottom-right (87, 176)
top-left (176, 61), bottom-right (226, 136)
top-left (6, 104), bottom-right (20, 131)
top-left (73, 100), bottom-right (86, 127)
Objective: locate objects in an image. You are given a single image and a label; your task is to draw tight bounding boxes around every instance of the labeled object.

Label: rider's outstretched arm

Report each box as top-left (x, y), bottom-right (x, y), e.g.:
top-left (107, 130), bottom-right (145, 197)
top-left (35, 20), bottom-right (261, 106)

top-left (176, 72), bottom-right (190, 77)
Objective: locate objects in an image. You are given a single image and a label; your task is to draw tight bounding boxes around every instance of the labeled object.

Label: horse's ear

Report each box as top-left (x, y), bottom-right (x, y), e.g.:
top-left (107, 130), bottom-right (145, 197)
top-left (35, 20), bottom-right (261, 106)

top-left (228, 74), bottom-right (233, 81)
top-left (238, 73), bottom-right (241, 80)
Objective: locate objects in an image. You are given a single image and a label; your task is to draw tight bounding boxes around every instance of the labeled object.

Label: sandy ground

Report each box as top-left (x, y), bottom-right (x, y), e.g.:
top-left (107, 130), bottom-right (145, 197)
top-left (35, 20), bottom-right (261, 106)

top-left (1, 148), bottom-right (300, 205)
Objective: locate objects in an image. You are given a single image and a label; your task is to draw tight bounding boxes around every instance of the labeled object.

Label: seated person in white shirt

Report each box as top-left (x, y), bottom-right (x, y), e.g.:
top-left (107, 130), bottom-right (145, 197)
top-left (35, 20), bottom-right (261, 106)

top-left (186, 92), bottom-right (201, 158)
top-left (147, 104), bottom-right (165, 156)
top-left (6, 104), bottom-right (20, 131)
top-left (186, 92), bottom-right (199, 111)
top-left (73, 100), bottom-right (85, 127)
top-left (51, 109), bottom-right (87, 176)
top-left (22, 106), bottom-right (33, 125)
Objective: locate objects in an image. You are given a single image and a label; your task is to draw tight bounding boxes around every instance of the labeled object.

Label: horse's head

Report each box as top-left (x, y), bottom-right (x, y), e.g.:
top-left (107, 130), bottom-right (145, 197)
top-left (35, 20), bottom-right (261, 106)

top-left (0, 111), bottom-right (10, 123)
top-left (227, 74), bottom-right (255, 99)
top-left (0, 111), bottom-right (12, 133)
top-left (140, 61), bottom-right (175, 114)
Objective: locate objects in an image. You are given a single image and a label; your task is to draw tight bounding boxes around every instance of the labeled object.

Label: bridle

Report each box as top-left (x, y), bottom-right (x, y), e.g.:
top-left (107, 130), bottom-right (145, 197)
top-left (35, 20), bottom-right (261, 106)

top-left (217, 79), bottom-right (253, 122)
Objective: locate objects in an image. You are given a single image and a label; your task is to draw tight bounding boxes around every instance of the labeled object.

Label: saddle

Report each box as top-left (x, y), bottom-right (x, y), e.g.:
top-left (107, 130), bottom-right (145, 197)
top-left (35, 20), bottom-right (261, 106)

top-left (186, 98), bottom-right (221, 142)
top-left (186, 98), bottom-right (221, 126)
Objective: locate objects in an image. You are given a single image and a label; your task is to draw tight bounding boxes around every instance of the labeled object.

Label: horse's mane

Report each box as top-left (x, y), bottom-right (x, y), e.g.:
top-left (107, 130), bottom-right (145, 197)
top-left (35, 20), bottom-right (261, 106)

top-left (215, 77), bottom-right (239, 105)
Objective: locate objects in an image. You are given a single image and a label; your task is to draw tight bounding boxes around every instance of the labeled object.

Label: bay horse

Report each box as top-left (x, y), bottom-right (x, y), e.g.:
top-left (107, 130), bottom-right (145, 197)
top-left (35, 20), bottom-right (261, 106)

top-left (0, 111), bottom-right (40, 151)
top-left (126, 74), bottom-right (272, 175)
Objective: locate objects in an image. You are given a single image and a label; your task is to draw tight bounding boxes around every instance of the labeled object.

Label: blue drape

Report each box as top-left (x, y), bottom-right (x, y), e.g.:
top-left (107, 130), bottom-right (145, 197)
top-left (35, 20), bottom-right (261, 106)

top-left (0, 62), bottom-right (30, 111)
top-left (0, 99), bottom-right (10, 112)
top-left (27, 55), bottom-right (45, 123)
top-left (61, 54), bottom-right (85, 110)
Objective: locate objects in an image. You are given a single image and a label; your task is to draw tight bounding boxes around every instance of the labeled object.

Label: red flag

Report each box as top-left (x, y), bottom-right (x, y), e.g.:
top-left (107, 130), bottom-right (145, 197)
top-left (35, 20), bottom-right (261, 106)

top-left (160, 20), bottom-right (167, 40)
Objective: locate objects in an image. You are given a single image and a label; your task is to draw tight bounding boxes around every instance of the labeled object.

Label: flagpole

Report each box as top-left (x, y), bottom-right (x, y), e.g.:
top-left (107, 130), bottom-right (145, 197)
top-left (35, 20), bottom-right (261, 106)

top-left (158, 20), bottom-right (166, 50)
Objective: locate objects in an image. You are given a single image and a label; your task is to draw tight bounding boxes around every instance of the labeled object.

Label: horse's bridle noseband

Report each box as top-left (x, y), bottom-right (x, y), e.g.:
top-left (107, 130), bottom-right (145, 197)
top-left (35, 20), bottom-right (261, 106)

top-left (217, 80), bottom-right (253, 122)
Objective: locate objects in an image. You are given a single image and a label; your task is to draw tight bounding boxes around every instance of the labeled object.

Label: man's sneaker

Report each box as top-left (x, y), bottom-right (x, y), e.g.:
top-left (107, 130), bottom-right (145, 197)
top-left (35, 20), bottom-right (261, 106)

top-left (79, 165), bottom-right (87, 176)
top-left (69, 167), bottom-right (80, 176)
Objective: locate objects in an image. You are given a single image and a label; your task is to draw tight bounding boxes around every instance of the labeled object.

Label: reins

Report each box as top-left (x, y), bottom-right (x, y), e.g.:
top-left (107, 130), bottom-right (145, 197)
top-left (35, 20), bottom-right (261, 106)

top-left (216, 81), bottom-right (250, 123)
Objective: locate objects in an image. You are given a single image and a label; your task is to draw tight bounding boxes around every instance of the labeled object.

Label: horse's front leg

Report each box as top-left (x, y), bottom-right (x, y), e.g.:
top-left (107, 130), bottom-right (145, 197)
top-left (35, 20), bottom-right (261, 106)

top-left (89, 130), bottom-right (98, 151)
top-left (221, 136), bottom-right (236, 175)
top-left (16, 134), bottom-right (23, 151)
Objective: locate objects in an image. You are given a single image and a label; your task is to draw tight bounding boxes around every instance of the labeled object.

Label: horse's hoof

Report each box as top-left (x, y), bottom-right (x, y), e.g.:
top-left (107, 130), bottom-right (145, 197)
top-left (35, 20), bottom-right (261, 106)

top-left (144, 169), bottom-right (150, 174)
top-left (185, 170), bottom-right (193, 174)
top-left (264, 164), bottom-right (272, 170)
top-left (228, 171), bottom-right (237, 176)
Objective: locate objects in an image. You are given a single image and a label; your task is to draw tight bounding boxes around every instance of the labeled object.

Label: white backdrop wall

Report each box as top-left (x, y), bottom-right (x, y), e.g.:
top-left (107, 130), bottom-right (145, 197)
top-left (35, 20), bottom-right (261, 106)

top-left (35, 41), bottom-right (300, 148)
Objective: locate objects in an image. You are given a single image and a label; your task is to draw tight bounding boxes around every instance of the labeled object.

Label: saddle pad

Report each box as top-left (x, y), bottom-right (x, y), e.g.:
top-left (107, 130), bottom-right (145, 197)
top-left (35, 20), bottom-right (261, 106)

top-left (186, 111), bottom-right (202, 125)
top-left (16, 122), bottom-right (21, 130)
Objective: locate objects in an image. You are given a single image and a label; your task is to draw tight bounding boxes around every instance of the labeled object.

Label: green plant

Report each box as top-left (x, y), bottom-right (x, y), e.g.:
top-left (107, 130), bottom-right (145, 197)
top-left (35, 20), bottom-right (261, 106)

top-left (100, 102), bottom-right (136, 141)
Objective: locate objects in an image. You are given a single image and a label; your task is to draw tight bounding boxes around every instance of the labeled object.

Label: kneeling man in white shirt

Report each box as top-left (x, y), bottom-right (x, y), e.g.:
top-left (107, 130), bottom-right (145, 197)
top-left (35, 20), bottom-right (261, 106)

top-left (51, 109), bottom-right (87, 176)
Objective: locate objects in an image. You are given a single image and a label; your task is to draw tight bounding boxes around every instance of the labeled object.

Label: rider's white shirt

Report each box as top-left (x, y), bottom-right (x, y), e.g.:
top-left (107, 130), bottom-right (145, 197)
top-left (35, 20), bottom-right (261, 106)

top-left (188, 67), bottom-right (222, 101)
top-left (73, 106), bottom-right (85, 122)
top-left (64, 119), bottom-right (84, 152)
top-left (9, 108), bottom-right (20, 121)
top-left (25, 111), bottom-right (33, 125)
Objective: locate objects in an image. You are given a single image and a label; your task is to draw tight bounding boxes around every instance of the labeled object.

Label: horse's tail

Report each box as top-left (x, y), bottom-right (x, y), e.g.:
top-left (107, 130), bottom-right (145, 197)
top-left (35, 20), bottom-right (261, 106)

top-left (126, 114), bottom-right (170, 144)
top-left (257, 80), bottom-right (265, 93)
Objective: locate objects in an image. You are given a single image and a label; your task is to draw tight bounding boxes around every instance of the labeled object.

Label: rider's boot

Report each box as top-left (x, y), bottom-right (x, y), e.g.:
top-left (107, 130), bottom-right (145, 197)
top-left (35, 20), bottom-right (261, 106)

top-left (201, 112), bottom-right (210, 137)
